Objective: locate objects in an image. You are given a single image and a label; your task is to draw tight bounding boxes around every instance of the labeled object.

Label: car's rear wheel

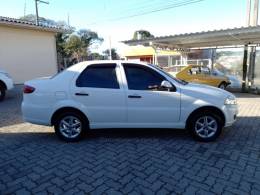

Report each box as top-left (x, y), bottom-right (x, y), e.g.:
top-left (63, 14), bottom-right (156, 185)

top-left (0, 85), bottom-right (6, 102)
top-left (54, 112), bottom-right (88, 142)
top-left (218, 82), bottom-right (227, 90)
top-left (188, 111), bottom-right (223, 142)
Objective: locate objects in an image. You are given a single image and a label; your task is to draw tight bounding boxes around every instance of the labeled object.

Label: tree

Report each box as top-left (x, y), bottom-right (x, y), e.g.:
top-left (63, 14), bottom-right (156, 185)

top-left (64, 35), bottom-right (84, 62)
top-left (56, 32), bottom-right (71, 69)
top-left (20, 14), bottom-right (71, 29)
top-left (103, 48), bottom-right (120, 60)
top-left (65, 29), bottom-right (103, 63)
top-left (78, 29), bottom-right (103, 48)
top-left (133, 30), bottom-right (154, 40)
top-left (88, 53), bottom-right (104, 60)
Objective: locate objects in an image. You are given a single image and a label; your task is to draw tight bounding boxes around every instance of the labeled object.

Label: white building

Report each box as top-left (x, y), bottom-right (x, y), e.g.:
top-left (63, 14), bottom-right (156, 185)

top-left (0, 16), bottom-right (63, 84)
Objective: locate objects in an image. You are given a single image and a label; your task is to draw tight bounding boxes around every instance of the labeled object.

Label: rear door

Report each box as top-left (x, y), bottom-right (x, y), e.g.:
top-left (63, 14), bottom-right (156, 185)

top-left (188, 67), bottom-right (206, 84)
top-left (71, 63), bottom-right (126, 128)
top-left (200, 67), bottom-right (216, 86)
top-left (122, 63), bottom-right (181, 127)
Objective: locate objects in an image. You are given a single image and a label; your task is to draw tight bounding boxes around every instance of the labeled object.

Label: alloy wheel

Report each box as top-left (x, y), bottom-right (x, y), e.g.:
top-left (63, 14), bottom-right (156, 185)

top-left (195, 116), bottom-right (218, 138)
top-left (59, 116), bottom-right (82, 139)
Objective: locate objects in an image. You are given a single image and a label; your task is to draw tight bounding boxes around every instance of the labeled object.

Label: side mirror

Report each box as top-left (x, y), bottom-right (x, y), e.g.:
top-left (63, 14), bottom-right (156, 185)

top-left (161, 80), bottom-right (173, 89)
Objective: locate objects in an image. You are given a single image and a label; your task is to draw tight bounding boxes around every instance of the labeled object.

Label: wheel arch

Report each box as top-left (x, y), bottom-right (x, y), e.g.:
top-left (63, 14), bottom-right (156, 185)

top-left (218, 81), bottom-right (227, 88)
top-left (185, 106), bottom-right (225, 129)
top-left (0, 80), bottom-right (7, 90)
top-left (51, 107), bottom-right (89, 126)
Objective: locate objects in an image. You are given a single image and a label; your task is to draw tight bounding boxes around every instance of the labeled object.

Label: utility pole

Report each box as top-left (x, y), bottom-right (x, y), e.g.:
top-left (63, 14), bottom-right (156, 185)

top-left (34, 0), bottom-right (49, 25)
top-left (24, 0), bottom-right (27, 17)
top-left (67, 13), bottom-right (70, 26)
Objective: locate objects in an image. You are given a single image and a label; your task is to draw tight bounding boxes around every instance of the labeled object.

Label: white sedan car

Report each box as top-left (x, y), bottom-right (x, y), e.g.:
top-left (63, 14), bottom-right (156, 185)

top-left (0, 69), bottom-right (14, 101)
top-left (22, 61), bottom-right (238, 142)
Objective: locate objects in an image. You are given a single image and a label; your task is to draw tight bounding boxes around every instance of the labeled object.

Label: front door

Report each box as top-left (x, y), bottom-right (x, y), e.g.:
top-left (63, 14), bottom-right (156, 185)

top-left (72, 63), bottom-right (126, 128)
top-left (122, 63), bottom-right (181, 128)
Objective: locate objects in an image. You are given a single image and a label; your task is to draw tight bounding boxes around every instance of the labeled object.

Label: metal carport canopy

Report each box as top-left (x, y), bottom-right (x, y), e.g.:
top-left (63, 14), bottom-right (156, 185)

top-left (122, 26), bottom-right (260, 49)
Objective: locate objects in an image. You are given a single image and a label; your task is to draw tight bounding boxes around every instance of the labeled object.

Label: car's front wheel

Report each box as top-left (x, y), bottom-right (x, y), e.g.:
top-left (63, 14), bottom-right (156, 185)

top-left (218, 82), bottom-right (227, 90)
top-left (54, 112), bottom-right (88, 142)
top-left (188, 112), bottom-right (223, 142)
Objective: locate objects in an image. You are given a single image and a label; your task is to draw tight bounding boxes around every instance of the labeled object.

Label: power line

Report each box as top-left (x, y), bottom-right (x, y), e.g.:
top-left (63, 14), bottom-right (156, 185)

top-left (116, 0), bottom-right (192, 16)
top-left (88, 0), bottom-right (206, 25)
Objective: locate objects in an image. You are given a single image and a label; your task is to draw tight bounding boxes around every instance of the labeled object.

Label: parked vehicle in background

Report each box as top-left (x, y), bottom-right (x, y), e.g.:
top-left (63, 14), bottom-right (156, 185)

top-left (0, 69), bottom-right (14, 101)
top-left (175, 65), bottom-right (231, 89)
top-left (22, 61), bottom-right (238, 142)
top-left (212, 69), bottom-right (241, 89)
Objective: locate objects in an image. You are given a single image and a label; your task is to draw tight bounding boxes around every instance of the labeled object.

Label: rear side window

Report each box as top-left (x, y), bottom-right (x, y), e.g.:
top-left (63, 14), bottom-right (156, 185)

top-left (189, 67), bottom-right (200, 75)
top-left (123, 63), bottom-right (165, 90)
top-left (76, 64), bottom-right (119, 89)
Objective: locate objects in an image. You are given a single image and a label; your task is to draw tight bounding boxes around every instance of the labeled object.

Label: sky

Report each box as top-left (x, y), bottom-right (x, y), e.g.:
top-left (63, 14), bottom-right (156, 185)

top-left (0, 0), bottom-right (249, 54)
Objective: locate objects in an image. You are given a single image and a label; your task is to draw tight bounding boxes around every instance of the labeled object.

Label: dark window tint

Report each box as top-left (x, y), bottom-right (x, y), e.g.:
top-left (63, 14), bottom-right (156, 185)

top-left (76, 64), bottom-right (119, 89)
top-left (123, 64), bottom-right (164, 90)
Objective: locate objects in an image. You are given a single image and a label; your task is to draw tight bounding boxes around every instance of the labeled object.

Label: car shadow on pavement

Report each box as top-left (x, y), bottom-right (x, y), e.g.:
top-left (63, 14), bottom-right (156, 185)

top-left (87, 128), bottom-right (191, 140)
top-left (0, 116), bottom-right (259, 144)
top-left (0, 128), bottom-right (192, 144)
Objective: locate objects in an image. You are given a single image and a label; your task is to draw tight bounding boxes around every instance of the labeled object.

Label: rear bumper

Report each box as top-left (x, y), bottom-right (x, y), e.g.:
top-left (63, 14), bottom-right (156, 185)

top-left (21, 102), bottom-right (52, 126)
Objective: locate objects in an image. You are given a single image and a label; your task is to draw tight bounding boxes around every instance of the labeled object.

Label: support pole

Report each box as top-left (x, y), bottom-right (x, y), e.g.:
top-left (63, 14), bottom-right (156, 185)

top-left (253, 0), bottom-right (259, 25)
top-left (242, 45), bottom-right (248, 92)
top-left (247, 0), bottom-right (258, 90)
top-left (248, 47), bottom-right (256, 87)
top-left (35, 0), bottom-right (39, 25)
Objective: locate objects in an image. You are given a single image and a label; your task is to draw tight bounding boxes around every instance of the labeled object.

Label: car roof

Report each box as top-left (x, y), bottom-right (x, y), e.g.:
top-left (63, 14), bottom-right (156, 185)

top-left (67, 60), bottom-right (149, 72)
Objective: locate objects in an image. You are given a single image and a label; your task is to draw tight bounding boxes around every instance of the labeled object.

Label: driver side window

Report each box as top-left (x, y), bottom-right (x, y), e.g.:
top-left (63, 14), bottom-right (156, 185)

top-left (123, 64), bottom-right (165, 90)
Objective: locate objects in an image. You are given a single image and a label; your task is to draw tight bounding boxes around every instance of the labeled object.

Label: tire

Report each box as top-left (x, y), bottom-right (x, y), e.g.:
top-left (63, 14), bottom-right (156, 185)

top-left (218, 82), bottom-right (227, 90)
top-left (188, 111), bottom-right (223, 142)
top-left (54, 111), bottom-right (88, 142)
top-left (0, 85), bottom-right (6, 102)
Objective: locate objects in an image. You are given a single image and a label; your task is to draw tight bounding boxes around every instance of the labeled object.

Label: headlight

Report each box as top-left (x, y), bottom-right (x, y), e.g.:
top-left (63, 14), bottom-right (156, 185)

top-left (224, 96), bottom-right (237, 105)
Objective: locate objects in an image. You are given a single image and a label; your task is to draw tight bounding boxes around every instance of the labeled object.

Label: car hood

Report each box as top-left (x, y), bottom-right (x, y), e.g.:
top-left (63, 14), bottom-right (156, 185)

top-left (181, 82), bottom-right (234, 104)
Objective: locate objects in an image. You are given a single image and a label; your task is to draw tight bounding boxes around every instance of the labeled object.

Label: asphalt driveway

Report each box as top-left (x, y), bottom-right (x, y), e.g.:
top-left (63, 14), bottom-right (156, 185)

top-left (0, 86), bottom-right (260, 195)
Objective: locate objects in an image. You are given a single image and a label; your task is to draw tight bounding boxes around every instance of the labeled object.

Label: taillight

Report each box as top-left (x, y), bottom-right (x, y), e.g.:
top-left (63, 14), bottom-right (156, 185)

top-left (23, 85), bottom-right (35, 94)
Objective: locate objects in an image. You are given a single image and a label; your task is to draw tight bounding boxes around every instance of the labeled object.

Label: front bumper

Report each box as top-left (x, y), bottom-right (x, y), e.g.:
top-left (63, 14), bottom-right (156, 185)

top-left (223, 104), bottom-right (238, 127)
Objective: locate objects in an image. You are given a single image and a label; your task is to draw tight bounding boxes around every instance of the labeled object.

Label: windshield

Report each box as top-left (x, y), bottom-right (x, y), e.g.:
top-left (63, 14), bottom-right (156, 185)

top-left (149, 64), bottom-right (188, 85)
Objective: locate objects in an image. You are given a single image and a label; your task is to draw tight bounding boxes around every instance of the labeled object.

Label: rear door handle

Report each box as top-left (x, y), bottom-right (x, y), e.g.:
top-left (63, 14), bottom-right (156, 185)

top-left (75, 92), bottom-right (89, 96)
top-left (128, 95), bottom-right (142, 98)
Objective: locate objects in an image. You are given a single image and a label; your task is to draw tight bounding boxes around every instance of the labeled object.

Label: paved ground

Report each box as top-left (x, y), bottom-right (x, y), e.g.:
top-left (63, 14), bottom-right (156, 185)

top-left (0, 86), bottom-right (260, 195)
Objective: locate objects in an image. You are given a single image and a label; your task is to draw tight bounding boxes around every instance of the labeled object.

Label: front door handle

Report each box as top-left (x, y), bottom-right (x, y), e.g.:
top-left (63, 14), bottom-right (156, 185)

top-left (128, 95), bottom-right (142, 98)
top-left (75, 92), bottom-right (89, 96)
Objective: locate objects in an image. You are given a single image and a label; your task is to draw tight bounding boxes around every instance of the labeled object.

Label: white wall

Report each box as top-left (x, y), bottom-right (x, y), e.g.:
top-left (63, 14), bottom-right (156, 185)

top-left (0, 26), bottom-right (57, 84)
